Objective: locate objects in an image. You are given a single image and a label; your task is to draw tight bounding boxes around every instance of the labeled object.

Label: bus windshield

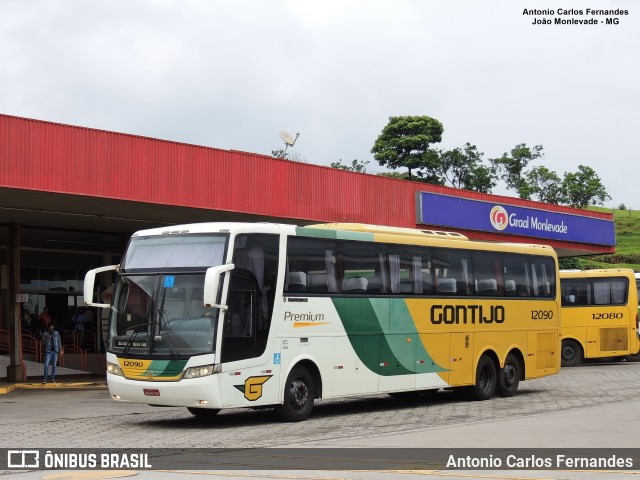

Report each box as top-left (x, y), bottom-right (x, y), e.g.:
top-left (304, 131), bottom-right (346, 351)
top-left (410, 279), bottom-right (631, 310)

top-left (108, 273), bottom-right (218, 357)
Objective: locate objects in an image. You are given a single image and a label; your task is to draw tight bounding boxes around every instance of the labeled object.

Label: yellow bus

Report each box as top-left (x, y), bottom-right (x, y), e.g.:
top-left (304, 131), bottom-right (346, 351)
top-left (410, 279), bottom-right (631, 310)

top-left (560, 269), bottom-right (640, 367)
top-left (84, 222), bottom-right (561, 421)
top-left (636, 273), bottom-right (640, 320)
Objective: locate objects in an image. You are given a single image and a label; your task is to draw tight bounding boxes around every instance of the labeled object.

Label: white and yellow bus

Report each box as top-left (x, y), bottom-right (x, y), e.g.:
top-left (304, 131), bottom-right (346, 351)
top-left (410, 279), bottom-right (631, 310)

top-left (84, 222), bottom-right (561, 421)
top-left (560, 269), bottom-right (640, 367)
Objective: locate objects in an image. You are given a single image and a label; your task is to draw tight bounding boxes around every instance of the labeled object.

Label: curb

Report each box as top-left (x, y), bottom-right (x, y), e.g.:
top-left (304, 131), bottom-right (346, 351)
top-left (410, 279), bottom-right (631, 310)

top-left (0, 381), bottom-right (107, 394)
top-left (0, 383), bottom-right (16, 394)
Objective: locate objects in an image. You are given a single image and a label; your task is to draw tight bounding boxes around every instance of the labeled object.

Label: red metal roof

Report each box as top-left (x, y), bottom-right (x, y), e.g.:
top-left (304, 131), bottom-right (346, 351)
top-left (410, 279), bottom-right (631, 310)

top-left (0, 114), bottom-right (614, 254)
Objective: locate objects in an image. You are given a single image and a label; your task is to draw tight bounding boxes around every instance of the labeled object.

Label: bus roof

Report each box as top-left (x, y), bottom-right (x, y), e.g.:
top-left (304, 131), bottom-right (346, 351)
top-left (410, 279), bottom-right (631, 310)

top-left (131, 222), bottom-right (292, 237)
top-left (128, 221), bottom-right (557, 258)
top-left (305, 223), bottom-right (469, 240)
top-left (560, 268), bottom-right (636, 279)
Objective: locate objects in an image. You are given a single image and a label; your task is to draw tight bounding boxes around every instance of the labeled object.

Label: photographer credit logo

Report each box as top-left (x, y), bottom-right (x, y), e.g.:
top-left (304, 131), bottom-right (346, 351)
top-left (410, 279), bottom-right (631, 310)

top-left (490, 206), bottom-right (509, 231)
top-left (7, 450), bottom-right (39, 468)
top-left (4, 449), bottom-right (152, 470)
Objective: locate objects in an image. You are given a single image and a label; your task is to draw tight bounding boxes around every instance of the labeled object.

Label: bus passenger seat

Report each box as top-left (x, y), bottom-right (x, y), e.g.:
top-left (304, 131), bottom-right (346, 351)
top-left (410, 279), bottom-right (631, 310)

top-left (477, 279), bottom-right (498, 296)
top-left (287, 271), bottom-right (307, 293)
top-left (399, 282), bottom-right (414, 294)
top-left (343, 277), bottom-right (368, 294)
top-left (505, 280), bottom-right (516, 296)
top-left (308, 273), bottom-right (329, 293)
top-left (367, 275), bottom-right (383, 294)
top-left (437, 278), bottom-right (457, 294)
top-left (421, 273), bottom-right (434, 294)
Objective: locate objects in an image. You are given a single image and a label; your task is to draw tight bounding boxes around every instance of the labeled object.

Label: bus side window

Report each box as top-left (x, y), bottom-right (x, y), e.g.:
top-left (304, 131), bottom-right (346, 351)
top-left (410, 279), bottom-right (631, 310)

top-left (502, 254), bottom-right (535, 298)
top-left (387, 246), bottom-right (431, 295)
top-left (338, 241), bottom-right (380, 295)
top-left (472, 252), bottom-right (504, 296)
top-left (432, 248), bottom-right (471, 296)
top-left (286, 238), bottom-right (338, 295)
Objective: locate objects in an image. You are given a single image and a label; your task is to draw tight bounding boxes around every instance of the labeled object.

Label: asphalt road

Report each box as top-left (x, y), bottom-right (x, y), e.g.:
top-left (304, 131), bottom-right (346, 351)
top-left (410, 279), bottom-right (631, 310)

top-left (1, 360), bottom-right (640, 479)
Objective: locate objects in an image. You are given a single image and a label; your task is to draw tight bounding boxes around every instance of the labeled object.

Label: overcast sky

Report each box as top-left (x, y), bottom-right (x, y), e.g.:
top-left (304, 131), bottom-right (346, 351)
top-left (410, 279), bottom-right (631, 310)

top-left (1, 0), bottom-right (637, 208)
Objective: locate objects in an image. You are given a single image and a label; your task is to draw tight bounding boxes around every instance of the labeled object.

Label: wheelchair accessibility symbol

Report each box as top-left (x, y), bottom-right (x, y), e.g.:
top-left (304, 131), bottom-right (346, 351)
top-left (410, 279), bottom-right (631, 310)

top-left (273, 353), bottom-right (281, 365)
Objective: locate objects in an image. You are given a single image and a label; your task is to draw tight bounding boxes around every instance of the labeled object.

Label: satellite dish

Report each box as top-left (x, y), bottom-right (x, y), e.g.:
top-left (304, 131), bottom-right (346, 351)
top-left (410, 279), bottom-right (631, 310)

top-left (279, 131), bottom-right (300, 150)
top-left (280, 131), bottom-right (295, 146)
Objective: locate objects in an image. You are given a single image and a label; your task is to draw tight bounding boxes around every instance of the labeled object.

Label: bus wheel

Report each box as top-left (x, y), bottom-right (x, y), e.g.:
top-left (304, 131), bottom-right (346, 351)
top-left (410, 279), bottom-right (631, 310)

top-left (187, 407), bottom-right (220, 418)
top-left (468, 355), bottom-right (497, 401)
top-left (498, 353), bottom-right (520, 397)
top-left (624, 353), bottom-right (640, 362)
top-left (561, 339), bottom-right (582, 367)
top-left (275, 366), bottom-right (315, 422)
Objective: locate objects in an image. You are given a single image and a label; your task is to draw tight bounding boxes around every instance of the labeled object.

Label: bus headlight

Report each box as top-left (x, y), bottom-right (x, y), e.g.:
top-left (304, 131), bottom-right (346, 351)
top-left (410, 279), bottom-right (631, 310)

top-left (107, 362), bottom-right (124, 377)
top-left (184, 365), bottom-right (214, 379)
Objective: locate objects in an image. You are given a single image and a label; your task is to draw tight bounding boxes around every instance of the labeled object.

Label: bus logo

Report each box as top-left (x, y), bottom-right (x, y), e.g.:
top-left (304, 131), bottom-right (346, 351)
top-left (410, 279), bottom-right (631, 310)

top-left (234, 375), bottom-right (272, 401)
top-left (490, 206), bottom-right (509, 231)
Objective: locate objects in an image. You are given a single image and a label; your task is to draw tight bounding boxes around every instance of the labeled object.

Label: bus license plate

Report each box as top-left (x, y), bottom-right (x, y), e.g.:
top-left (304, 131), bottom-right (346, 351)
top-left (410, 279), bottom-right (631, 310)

top-left (143, 389), bottom-right (160, 396)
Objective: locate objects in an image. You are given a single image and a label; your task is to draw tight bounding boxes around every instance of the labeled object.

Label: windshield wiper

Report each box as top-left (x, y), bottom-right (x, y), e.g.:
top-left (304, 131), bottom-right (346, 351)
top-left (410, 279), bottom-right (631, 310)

top-left (121, 322), bottom-right (152, 357)
top-left (157, 289), bottom-right (179, 358)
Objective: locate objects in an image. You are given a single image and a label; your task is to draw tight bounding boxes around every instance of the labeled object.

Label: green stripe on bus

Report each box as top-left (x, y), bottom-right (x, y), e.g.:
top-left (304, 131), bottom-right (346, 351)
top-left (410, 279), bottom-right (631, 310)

top-left (149, 359), bottom-right (188, 377)
top-left (295, 227), bottom-right (375, 242)
top-left (332, 298), bottom-right (445, 376)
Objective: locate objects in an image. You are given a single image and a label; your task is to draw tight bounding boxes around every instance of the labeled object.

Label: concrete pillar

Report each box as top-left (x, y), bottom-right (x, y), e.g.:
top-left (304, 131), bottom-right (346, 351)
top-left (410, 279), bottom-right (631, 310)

top-left (7, 223), bottom-right (25, 382)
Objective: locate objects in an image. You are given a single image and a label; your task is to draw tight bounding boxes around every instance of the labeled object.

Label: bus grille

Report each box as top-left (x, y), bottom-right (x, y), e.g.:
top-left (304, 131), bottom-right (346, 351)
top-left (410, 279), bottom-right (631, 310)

top-left (599, 328), bottom-right (628, 352)
top-left (536, 332), bottom-right (557, 369)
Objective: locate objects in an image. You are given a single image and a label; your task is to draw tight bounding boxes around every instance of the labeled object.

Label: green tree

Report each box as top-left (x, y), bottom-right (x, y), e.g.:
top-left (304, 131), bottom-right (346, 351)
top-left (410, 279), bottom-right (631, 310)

top-left (271, 149), bottom-right (306, 162)
top-left (371, 116), bottom-right (444, 181)
top-left (525, 166), bottom-right (566, 204)
top-left (272, 149), bottom-right (288, 159)
top-left (491, 143), bottom-right (544, 199)
top-left (437, 143), bottom-right (496, 193)
top-left (563, 165), bottom-right (611, 208)
top-left (377, 171), bottom-right (411, 180)
top-left (330, 159), bottom-right (370, 173)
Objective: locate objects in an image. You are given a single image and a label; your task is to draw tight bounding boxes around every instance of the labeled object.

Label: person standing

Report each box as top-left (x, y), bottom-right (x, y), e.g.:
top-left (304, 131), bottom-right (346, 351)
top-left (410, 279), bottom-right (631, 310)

top-left (41, 322), bottom-right (63, 383)
top-left (73, 309), bottom-right (87, 346)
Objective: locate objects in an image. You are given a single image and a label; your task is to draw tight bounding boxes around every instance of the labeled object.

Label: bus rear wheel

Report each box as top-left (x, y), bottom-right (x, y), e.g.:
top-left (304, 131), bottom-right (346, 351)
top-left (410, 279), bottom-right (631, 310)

top-left (498, 353), bottom-right (520, 397)
top-left (561, 339), bottom-right (582, 367)
top-left (467, 355), bottom-right (497, 401)
top-left (275, 366), bottom-right (315, 422)
top-left (187, 407), bottom-right (220, 418)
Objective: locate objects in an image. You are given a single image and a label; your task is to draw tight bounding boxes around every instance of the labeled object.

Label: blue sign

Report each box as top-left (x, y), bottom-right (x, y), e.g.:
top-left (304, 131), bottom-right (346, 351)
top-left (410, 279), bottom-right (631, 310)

top-left (273, 353), bottom-right (281, 365)
top-left (163, 276), bottom-right (175, 288)
top-left (417, 192), bottom-right (615, 246)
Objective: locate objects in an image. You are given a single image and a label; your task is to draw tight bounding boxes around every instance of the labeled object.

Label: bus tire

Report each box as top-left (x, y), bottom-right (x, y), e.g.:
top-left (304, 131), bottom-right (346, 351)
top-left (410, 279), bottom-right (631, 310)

top-left (498, 353), bottom-right (520, 397)
top-left (561, 339), bottom-right (582, 367)
top-left (275, 366), bottom-right (315, 422)
top-left (624, 352), bottom-right (640, 362)
top-left (467, 355), bottom-right (497, 401)
top-left (187, 407), bottom-right (220, 418)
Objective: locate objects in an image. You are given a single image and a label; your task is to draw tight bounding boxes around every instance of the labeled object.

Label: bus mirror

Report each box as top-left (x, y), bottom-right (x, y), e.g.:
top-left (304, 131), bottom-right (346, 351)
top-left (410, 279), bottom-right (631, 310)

top-left (204, 263), bottom-right (235, 309)
top-left (84, 265), bottom-right (118, 308)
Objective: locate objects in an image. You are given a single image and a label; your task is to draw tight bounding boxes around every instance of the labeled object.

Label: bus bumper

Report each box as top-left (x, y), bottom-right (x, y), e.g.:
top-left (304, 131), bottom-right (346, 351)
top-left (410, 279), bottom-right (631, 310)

top-left (107, 373), bottom-right (223, 409)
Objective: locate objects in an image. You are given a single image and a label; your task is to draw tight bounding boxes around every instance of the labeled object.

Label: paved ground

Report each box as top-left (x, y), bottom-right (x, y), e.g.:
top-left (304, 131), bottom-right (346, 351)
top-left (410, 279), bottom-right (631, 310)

top-left (1, 360), bottom-right (640, 479)
top-left (3, 360), bottom-right (640, 448)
